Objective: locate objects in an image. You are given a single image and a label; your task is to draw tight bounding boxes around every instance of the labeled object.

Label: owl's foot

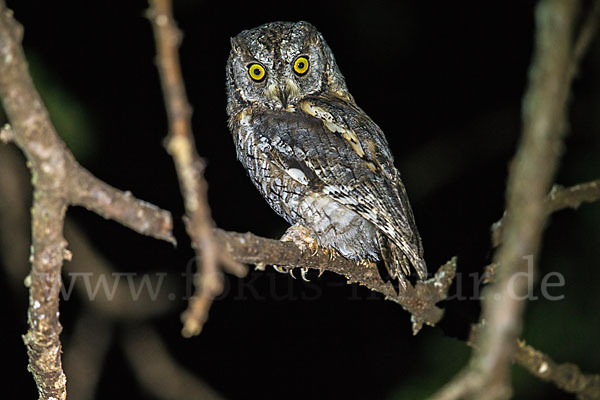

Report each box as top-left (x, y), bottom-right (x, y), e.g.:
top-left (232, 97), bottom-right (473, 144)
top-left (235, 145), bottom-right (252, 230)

top-left (280, 223), bottom-right (319, 254)
top-left (272, 224), bottom-right (319, 281)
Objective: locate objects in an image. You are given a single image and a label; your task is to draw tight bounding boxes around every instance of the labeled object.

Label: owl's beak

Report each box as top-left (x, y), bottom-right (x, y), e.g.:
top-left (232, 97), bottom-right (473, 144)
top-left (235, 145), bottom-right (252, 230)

top-left (265, 79), bottom-right (298, 109)
top-left (278, 84), bottom-right (290, 108)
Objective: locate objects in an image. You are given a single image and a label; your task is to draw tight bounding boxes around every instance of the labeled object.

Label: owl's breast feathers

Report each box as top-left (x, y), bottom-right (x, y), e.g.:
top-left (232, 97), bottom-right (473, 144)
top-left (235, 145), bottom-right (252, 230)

top-left (231, 95), bottom-right (426, 281)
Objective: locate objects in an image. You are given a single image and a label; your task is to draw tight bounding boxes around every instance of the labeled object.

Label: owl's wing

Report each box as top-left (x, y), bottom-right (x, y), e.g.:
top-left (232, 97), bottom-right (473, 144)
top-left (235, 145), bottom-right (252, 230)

top-left (275, 96), bottom-right (427, 280)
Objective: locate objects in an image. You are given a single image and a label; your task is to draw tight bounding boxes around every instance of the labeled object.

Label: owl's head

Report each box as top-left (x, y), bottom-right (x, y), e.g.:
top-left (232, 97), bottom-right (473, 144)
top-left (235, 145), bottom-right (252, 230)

top-left (226, 21), bottom-right (350, 116)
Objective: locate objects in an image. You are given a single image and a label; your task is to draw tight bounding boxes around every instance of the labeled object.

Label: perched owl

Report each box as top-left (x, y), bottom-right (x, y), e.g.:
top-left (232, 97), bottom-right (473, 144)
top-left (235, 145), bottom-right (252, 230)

top-left (226, 21), bottom-right (426, 287)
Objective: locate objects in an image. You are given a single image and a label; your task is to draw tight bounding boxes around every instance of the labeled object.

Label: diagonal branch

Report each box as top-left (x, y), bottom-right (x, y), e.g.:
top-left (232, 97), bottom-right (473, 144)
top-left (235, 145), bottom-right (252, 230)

top-left (215, 229), bottom-right (456, 334)
top-left (70, 168), bottom-right (174, 242)
top-left (430, 1), bottom-right (594, 399)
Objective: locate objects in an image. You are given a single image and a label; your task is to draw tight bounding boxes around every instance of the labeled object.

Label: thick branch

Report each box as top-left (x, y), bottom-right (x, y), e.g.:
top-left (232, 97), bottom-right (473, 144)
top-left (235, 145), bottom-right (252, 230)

top-left (22, 194), bottom-right (68, 400)
top-left (214, 229), bottom-right (456, 334)
top-left (0, 3), bottom-right (175, 398)
top-left (430, 1), bottom-right (584, 399)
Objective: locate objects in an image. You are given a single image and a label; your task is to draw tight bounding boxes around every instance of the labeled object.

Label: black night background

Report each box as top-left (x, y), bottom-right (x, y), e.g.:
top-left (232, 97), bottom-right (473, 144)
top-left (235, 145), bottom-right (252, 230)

top-left (0, 0), bottom-right (599, 399)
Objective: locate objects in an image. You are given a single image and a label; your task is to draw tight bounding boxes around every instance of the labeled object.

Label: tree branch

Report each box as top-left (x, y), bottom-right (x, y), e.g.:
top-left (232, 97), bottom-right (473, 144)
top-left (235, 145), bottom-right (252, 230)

top-left (571, 0), bottom-right (600, 78)
top-left (430, 1), bottom-right (588, 399)
top-left (513, 339), bottom-right (600, 399)
top-left (215, 229), bottom-right (456, 334)
top-left (70, 169), bottom-right (174, 242)
top-left (147, 0), bottom-right (247, 338)
top-left (0, 3), bottom-right (175, 398)
top-left (492, 179), bottom-right (600, 247)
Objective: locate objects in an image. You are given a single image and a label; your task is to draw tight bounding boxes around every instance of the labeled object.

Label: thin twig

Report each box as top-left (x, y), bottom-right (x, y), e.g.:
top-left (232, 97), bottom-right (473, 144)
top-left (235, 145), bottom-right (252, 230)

top-left (147, 0), bottom-right (247, 338)
top-left (491, 179), bottom-right (600, 247)
top-left (514, 340), bottom-right (600, 399)
top-left (546, 179), bottom-right (600, 212)
top-left (0, 3), bottom-right (175, 398)
top-left (571, 0), bottom-right (600, 78)
top-left (430, 1), bottom-right (585, 399)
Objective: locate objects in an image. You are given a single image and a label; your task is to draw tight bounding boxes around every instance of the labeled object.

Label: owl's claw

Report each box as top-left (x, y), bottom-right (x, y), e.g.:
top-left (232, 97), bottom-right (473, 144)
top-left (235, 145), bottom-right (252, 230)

top-left (275, 266), bottom-right (312, 281)
top-left (323, 247), bottom-right (336, 261)
top-left (273, 265), bottom-right (291, 274)
top-left (300, 267), bottom-right (310, 282)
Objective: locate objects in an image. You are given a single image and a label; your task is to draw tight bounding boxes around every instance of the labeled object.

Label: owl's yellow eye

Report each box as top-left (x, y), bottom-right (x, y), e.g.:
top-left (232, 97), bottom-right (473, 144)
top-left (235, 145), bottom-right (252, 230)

top-left (293, 56), bottom-right (310, 75)
top-left (248, 63), bottom-right (266, 82)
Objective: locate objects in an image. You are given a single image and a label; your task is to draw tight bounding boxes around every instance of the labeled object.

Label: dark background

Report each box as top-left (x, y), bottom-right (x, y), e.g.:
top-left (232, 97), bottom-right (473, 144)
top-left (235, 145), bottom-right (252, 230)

top-left (1, 0), bottom-right (599, 399)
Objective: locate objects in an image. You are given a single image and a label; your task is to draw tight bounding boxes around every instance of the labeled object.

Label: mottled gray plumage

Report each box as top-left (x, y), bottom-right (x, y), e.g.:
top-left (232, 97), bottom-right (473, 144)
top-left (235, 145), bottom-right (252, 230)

top-left (226, 21), bottom-right (426, 285)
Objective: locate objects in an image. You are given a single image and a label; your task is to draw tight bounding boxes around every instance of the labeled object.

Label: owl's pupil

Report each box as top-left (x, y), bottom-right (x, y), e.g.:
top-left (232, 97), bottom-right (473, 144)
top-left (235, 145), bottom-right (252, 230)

top-left (297, 62), bottom-right (305, 69)
top-left (253, 70), bottom-right (260, 76)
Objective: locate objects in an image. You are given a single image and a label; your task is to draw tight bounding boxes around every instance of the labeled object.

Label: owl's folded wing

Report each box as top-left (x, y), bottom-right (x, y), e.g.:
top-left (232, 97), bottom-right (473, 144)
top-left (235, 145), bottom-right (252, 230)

top-left (271, 96), bottom-right (427, 279)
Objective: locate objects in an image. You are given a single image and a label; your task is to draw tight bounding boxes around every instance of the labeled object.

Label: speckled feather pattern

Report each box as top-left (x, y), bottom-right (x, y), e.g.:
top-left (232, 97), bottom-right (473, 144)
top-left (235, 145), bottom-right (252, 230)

top-left (226, 21), bottom-right (426, 283)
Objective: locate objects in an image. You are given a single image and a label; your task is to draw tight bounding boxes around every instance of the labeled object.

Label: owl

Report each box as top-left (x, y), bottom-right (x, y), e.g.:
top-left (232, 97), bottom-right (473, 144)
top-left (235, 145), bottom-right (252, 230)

top-left (226, 21), bottom-right (426, 287)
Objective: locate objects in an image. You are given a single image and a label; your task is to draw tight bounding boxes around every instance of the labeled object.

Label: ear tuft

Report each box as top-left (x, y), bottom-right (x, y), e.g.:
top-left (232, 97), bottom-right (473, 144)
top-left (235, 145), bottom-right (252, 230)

top-left (230, 37), bottom-right (242, 52)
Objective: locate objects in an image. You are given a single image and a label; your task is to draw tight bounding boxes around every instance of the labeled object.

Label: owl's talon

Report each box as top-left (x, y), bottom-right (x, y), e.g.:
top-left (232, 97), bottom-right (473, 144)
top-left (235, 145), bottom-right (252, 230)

top-left (288, 268), bottom-right (297, 279)
top-left (254, 263), bottom-right (266, 271)
top-left (300, 267), bottom-right (310, 282)
top-left (318, 269), bottom-right (324, 278)
top-left (273, 265), bottom-right (290, 274)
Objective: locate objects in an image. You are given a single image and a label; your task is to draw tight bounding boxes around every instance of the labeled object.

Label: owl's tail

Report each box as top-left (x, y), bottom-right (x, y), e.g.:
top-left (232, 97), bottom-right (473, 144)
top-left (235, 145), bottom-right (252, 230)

top-left (377, 231), bottom-right (427, 288)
